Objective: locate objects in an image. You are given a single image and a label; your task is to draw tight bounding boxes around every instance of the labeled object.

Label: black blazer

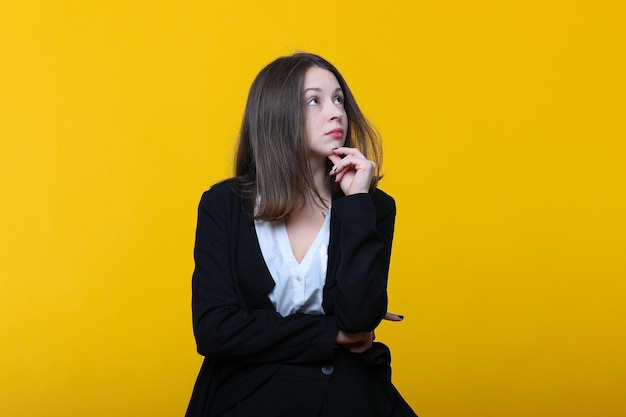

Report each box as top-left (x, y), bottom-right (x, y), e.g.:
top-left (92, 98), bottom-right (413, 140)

top-left (186, 179), bottom-right (396, 416)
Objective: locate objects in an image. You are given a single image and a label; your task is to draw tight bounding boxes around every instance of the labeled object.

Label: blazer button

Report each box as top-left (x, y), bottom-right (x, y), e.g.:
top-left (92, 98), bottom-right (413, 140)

top-left (321, 364), bottom-right (334, 376)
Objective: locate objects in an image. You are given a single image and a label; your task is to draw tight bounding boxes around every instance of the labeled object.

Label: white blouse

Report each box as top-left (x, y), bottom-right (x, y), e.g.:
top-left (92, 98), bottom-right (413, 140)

top-left (254, 206), bottom-right (331, 317)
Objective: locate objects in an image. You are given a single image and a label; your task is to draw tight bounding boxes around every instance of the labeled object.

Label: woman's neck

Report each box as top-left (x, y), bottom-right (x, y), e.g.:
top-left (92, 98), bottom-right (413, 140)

top-left (310, 159), bottom-right (332, 204)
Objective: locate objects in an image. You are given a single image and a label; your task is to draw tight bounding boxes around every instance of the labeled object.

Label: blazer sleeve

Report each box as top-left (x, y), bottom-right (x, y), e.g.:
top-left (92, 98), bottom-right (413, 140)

top-left (324, 190), bottom-right (396, 333)
top-left (191, 184), bottom-right (338, 364)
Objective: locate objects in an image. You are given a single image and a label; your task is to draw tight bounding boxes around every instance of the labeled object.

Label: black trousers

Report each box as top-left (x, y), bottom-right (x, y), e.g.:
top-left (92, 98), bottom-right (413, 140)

top-left (218, 346), bottom-right (417, 417)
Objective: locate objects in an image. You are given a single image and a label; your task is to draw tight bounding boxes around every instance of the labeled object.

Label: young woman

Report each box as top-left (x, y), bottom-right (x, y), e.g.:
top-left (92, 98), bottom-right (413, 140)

top-left (186, 53), bottom-right (417, 417)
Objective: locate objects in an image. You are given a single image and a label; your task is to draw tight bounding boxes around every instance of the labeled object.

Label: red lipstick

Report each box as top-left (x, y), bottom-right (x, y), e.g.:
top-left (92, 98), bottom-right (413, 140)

top-left (327, 128), bottom-right (344, 138)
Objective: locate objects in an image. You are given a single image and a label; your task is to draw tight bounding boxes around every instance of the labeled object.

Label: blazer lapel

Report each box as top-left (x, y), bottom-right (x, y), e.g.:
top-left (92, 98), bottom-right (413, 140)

top-left (236, 215), bottom-right (276, 309)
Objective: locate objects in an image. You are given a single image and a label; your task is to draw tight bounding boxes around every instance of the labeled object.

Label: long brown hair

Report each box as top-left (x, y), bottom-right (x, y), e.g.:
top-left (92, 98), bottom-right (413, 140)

top-left (235, 52), bottom-right (382, 220)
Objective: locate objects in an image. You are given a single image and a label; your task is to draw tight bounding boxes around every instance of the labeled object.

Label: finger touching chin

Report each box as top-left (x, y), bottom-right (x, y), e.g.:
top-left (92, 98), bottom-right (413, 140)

top-left (327, 154), bottom-right (342, 164)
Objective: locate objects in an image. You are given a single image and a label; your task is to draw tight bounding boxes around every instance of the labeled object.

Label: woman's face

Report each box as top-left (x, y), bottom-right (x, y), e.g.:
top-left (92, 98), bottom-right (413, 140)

top-left (303, 66), bottom-right (348, 163)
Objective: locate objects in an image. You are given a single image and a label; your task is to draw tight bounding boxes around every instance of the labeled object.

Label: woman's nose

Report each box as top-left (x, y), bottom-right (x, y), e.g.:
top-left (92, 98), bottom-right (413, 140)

top-left (328, 103), bottom-right (344, 120)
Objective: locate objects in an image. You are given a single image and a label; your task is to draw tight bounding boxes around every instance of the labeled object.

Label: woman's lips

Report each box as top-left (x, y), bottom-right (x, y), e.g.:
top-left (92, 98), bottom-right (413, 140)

top-left (327, 129), bottom-right (344, 138)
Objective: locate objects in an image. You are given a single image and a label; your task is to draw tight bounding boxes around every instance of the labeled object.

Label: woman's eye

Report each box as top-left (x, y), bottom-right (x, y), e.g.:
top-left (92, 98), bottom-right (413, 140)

top-left (307, 97), bottom-right (319, 105)
top-left (334, 96), bottom-right (344, 105)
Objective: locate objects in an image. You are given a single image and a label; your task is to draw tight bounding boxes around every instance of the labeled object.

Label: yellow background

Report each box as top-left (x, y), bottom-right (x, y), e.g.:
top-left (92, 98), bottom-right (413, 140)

top-left (1, 1), bottom-right (625, 416)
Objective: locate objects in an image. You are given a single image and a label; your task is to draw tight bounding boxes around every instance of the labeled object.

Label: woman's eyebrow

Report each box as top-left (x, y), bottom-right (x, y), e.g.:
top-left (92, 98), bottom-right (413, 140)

top-left (303, 87), bottom-right (343, 93)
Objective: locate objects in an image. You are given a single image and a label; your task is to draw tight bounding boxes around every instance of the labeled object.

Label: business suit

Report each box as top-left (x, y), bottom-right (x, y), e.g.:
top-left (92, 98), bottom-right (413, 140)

top-left (186, 178), bottom-right (416, 416)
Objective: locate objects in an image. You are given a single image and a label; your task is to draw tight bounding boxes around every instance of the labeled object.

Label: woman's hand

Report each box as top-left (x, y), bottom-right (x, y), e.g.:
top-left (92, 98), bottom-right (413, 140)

top-left (335, 330), bottom-right (375, 354)
top-left (334, 312), bottom-right (404, 354)
top-left (328, 147), bottom-right (375, 196)
top-left (383, 312), bottom-right (404, 322)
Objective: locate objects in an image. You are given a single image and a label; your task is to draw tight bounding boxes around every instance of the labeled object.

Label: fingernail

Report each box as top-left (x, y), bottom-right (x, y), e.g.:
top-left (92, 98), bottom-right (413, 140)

top-left (398, 315), bottom-right (404, 320)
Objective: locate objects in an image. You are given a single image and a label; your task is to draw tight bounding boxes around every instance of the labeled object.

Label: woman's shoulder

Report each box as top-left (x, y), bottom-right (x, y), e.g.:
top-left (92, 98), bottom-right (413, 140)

top-left (198, 177), bottom-right (256, 217)
top-left (199, 178), bottom-right (244, 205)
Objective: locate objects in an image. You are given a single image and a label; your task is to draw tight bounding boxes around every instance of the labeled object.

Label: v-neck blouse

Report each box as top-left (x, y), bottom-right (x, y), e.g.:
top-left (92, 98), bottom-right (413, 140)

top-left (254, 206), bottom-right (331, 317)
